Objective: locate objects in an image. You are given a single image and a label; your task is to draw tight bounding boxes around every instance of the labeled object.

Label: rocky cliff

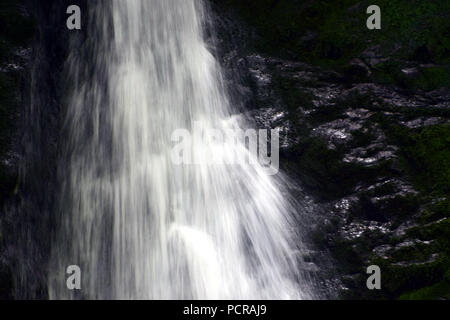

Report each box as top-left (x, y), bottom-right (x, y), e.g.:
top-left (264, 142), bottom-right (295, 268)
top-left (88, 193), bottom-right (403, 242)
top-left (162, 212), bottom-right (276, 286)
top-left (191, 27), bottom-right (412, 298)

top-left (210, 0), bottom-right (450, 299)
top-left (0, 0), bottom-right (87, 299)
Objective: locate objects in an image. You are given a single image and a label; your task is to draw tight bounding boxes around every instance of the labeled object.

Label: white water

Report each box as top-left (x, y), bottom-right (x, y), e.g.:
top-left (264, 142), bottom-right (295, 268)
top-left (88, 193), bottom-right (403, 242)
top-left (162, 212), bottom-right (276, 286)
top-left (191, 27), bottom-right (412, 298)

top-left (48, 0), bottom-right (315, 299)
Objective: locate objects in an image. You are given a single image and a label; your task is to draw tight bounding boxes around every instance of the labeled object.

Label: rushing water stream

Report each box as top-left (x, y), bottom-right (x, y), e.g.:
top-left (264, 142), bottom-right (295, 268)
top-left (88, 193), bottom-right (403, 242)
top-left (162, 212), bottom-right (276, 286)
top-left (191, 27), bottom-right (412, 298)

top-left (47, 0), bottom-right (315, 299)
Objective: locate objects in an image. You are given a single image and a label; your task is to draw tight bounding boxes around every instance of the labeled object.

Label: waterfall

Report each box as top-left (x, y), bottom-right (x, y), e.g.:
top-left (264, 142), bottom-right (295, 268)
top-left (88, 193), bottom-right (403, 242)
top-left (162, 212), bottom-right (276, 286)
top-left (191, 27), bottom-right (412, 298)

top-left (48, 0), bottom-right (315, 299)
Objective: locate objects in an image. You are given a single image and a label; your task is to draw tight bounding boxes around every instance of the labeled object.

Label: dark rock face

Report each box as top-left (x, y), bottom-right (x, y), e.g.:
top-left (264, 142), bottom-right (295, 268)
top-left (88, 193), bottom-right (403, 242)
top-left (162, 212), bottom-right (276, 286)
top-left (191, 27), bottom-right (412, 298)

top-left (210, 1), bottom-right (450, 299)
top-left (0, 0), bottom-right (87, 299)
top-left (0, 0), bottom-right (35, 300)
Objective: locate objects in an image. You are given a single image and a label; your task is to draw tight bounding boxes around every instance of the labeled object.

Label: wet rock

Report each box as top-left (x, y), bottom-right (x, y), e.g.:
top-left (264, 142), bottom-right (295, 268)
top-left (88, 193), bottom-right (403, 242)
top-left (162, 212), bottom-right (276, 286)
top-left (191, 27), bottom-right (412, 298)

top-left (343, 59), bottom-right (371, 83)
top-left (392, 253), bottom-right (440, 267)
top-left (401, 117), bottom-right (449, 128)
top-left (401, 67), bottom-right (420, 76)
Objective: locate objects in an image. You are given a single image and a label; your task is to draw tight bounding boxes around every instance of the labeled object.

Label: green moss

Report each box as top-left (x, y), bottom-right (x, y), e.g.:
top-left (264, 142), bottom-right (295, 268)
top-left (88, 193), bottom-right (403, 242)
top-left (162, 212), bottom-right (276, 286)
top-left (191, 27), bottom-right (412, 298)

top-left (373, 1), bottom-right (449, 59)
top-left (327, 103), bottom-right (449, 299)
top-left (419, 199), bottom-right (450, 224)
top-left (421, 66), bottom-right (450, 89)
top-left (398, 125), bottom-right (450, 197)
top-left (398, 66), bottom-right (450, 91)
top-left (381, 123), bottom-right (450, 200)
top-left (399, 281), bottom-right (450, 300)
top-left (368, 255), bottom-right (449, 299)
top-left (390, 242), bottom-right (437, 264)
top-left (272, 74), bottom-right (315, 111)
top-left (390, 218), bottom-right (450, 299)
top-left (407, 218), bottom-right (450, 243)
top-left (216, 0), bottom-right (450, 66)
top-left (330, 238), bottom-right (366, 274)
top-left (372, 62), bottom-right (450, 91)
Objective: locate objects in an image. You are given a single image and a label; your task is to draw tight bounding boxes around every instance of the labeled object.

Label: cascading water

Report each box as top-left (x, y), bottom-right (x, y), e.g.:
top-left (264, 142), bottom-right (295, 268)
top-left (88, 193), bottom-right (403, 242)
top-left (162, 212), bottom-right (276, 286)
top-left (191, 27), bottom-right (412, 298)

top-left (48, 0), bottom-right (316, 299)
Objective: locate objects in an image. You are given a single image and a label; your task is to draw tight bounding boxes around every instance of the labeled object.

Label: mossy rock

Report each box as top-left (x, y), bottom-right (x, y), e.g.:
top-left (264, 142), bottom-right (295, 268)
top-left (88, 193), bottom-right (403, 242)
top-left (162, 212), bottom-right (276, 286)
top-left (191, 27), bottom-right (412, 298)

top-left (419, 199), bottom-right (450, 224)
top-left (214, 0), bottom-right (450, 66)
top-left (399, 281), bottom-right (450, 300)
top-left (368, 255), bottom-right (450, 299)
top-left (284, 136), bottom-right (394, 200)
top-left (386, 124), bottom-right (450, 197)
